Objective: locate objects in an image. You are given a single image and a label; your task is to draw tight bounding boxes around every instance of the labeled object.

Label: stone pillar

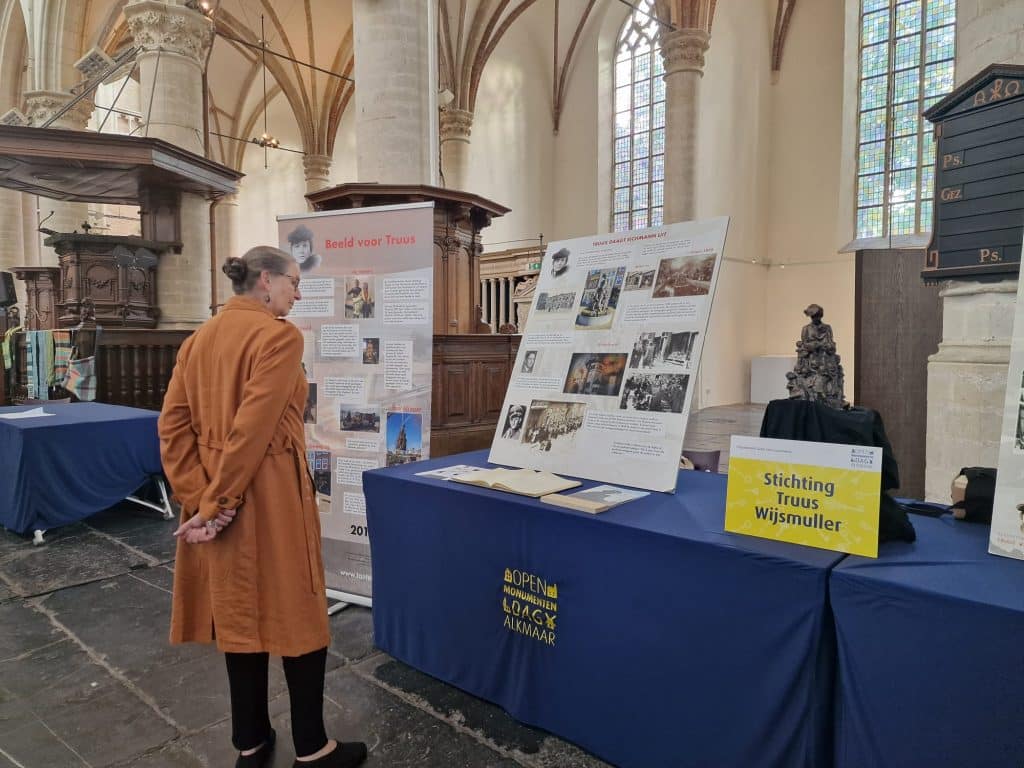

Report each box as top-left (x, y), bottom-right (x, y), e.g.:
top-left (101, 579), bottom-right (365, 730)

top-left (125, 0), bottom-right (214, 327)
top-left (213, 192), bottom-right (240, 310)
top-left (23, 91), bottom-right (95, 267)
top-left (659, 29), bottom-right (709, 224)
top-left (303, 154), bottom-right (332, 195)
top-left (925, 281), bottom-right (1015, 500)
top-left (491, 280), bottom-right (499, 331)
top-left (440, 108), bottom-right (472, 191)
top-left (353, 0), bottom-right (438, 184)
top-left (499, 278), bottom-right (507, 330)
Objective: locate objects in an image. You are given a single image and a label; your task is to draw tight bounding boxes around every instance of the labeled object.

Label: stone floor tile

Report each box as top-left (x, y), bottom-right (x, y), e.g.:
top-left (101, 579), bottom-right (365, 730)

top-left (0, 639), bottom-right (176, 766)
top-left (0, 532), bottom-right (147, 597)
top-left (0, 716), bottom-right (90, 767)
top-left (0, 601), bottom-right (62, 662)
top-left (129, 565), bottom-right (176, 594)
top-left (323, 666), bottom-right (526, 767)
top-left (328, 605), bottom-right (376, 664)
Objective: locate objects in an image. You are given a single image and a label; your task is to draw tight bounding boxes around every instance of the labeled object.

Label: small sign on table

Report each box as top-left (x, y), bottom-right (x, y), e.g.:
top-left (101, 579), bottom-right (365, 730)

top-left (725, 436), bottom-right (882, 558)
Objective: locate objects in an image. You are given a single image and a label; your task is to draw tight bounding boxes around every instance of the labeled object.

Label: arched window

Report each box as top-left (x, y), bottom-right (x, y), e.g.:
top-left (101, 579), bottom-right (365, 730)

top-left (855, 0), bottom-right (956, 240)
top-left (612, 0), bottom-right (665, 233)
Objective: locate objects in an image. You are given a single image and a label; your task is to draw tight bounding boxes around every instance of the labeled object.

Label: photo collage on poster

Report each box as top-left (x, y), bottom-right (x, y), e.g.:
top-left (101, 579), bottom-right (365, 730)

top-left (279, 204), bottom-right (434, 598)
top-left (489, 218), bottom-right (729, 492)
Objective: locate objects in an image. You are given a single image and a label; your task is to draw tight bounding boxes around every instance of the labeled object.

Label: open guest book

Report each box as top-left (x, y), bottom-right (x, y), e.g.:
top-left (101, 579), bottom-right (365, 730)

top-left (450, 468), bottom-right (581, 498)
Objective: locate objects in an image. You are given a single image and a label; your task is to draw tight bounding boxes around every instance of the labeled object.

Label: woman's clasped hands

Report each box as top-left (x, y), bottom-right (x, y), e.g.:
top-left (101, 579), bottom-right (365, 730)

top-left (173, 508), bottom-right (237, 544)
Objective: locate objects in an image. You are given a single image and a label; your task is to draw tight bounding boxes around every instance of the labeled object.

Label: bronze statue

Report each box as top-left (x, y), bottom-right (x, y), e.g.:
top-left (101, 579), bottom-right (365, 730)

top-left (787, 304), bottom-right (848, 409)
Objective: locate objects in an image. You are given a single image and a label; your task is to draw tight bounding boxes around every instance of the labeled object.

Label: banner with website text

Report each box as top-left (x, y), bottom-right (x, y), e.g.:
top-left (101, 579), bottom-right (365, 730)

top-left (725, 436), bottom-right (882, 558)
top-left (278, 203), bottom-right (434, 602)
top-left (488, 217), bottom-right (729, 492)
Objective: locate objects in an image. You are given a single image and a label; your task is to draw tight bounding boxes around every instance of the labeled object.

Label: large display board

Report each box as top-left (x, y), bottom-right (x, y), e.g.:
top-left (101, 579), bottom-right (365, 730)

top-left (278, 203), bottom-right (434, 601)
top-left (488, 217), bottom-right (729, 492)
top-left (989, 231), bottom-right (1024, 560)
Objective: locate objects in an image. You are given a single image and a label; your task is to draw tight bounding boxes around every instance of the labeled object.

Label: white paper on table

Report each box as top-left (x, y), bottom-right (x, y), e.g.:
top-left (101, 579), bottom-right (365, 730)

top-left (0, 407), bottom-right (54, 420)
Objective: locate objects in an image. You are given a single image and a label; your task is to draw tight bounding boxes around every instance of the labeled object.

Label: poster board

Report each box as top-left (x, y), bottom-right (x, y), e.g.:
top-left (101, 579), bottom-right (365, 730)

top-left (488, 217), bottom-right (729, 492)
top-left (989, 232), bottom-right (1024, 560)
top-left (278, 202), bottom-right (434, 602)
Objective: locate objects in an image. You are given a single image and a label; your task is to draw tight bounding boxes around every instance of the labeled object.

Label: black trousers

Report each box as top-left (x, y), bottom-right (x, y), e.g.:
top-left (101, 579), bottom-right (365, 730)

top-left (225, 647), bottom-right (329, 756)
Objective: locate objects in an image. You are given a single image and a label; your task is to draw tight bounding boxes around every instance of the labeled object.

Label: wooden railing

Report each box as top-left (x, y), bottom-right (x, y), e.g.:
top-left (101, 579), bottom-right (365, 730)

top-left (8, 329), bottom-right (192, 410)
top-left (6, 329), bottom-right (518, 455)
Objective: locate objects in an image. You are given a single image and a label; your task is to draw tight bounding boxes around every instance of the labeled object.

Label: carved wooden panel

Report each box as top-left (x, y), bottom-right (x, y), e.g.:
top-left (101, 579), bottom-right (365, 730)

top-left (443, 363), bottom-right (472, 423)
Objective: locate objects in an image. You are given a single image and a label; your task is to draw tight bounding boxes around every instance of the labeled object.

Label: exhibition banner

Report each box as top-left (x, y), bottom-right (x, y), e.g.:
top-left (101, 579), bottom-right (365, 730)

top-left (278, 203), bottom-right (434, 601)
top-left (488, 218), bottom-right (729, 492)
top-left (990, 233), bottom-right (1024, 560)
top-left (725, 436), bottom-right (882, 557)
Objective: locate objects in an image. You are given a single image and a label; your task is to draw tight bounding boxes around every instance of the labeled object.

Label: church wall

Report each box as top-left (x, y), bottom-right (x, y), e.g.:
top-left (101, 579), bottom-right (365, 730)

top-left (467, 4), bottom-right (557, 251)
top-left (956, 0), bottom-right (1024, 83)
top-left (762, 0), bottom-right (854, 397)
top-left (235, 92), bottom-right (309, 254)
top-left (692, 0), bottom-right (774, 407)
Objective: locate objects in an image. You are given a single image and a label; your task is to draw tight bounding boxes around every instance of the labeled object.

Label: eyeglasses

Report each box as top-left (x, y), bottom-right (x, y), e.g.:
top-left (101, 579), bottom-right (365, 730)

top-left (272, 272), bottom-right (301, 290)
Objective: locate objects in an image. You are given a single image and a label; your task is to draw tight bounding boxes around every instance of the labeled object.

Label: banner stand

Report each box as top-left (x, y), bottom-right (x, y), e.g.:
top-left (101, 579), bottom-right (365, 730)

top-left (278, 202), bottom-right (435, 609)
top-left (327, 589), bottom-right (372, 613)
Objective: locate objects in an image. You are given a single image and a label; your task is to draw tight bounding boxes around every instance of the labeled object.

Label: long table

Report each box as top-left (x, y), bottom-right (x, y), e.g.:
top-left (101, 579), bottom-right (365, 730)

top-left (831, 514), bottom-right (1024, 768)
top-left (0, 402), bottom-right (165, 537)
top-left (364, 450), bottom-right (843, 768)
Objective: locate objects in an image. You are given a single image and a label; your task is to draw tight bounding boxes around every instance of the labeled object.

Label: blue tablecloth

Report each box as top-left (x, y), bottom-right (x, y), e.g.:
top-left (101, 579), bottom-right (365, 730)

top-left (364, 450), bottom-right (844, 768)
top-left (0, 402), bottom-right (162, 534)
top-left (831, 514), bottom-right (1024, 768)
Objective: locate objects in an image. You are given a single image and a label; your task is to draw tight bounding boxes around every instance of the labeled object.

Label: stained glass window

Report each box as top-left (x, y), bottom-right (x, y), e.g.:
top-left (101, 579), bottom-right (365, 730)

top-left (613, 0), bottom-right (664, 233)
top-left (855, 0), bottom-right (956, 238)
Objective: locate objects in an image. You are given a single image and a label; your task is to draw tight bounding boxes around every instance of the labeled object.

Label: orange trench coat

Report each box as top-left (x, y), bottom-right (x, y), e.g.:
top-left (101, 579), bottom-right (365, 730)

top-left (158, 295), bottom-right (329, 657)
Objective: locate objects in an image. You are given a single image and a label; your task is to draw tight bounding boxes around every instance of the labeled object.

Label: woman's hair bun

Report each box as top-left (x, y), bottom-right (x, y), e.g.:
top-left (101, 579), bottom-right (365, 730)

top-left (222, 256), bottom-right (248, 283)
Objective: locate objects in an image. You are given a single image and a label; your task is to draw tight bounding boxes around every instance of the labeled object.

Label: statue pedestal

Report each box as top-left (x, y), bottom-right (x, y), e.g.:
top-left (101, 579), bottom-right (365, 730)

top-left (925, 279), bottom-right (1014, 501)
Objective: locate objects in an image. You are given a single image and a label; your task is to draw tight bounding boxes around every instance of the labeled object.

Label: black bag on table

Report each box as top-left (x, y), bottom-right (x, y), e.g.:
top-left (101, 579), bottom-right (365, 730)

top-left (950, 467), bottom-right (996, 524)
top-left (760, 398), bottom-right (915, 544)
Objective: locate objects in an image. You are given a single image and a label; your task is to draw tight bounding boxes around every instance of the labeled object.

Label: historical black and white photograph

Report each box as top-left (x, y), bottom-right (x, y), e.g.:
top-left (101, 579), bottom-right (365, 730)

top-left (619, 373), bottom-right (690, 413)
top-left (652, 253), bottom-right (716, 298)
top-left (501, 404), bottom-right (527, 440)
top-left (628, 331), bottom-right (699, 370)
top-left (340, 405), bottom-right (381, 433)
top-left (550, 247), bottom-right (570, 279)
top-left (562, 353), bottom-right (628, 396)
top-left (304, 382), bottom-right (317, 423)
top-left (575, 266), bottom-right (626, 330)
top-left (1016, 402), bottom-right (1024, 453)
top-left (536, 291), bottom-right (576, 313)
top-left (624, 267), bottom-right (656, 291)
top-left (521, 349), bottom-right (540, 374)
top-left (522, 400), bottom-right (587, 452)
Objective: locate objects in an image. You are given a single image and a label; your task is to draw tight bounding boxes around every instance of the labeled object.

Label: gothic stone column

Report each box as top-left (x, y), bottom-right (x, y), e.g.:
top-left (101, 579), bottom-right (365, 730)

top-left (440, 108), bottom-right (472, 191)
top-left (23, 91), bottom-right (95, 267)
top-left (353, 0), bottom-right (437, 184)
top-left (125, 0), bottom-right (214, 327)
top-left (303, 154), bottom-right (333, 195)
top-left (213, 192), bottom-right (240, 310)
top-left (660, 29), bottom-right (709, 224)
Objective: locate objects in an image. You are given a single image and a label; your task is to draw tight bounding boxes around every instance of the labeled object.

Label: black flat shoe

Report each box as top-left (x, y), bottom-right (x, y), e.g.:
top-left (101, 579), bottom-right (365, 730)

top-left (292, 740), bottom-right (367, 768)
top-left (236, 728), bottom-right (276, 768)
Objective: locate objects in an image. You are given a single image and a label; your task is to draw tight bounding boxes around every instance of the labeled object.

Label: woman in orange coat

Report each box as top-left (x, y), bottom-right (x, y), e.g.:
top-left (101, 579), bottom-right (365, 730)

top-left (158, 246), bottom-right (367, 768)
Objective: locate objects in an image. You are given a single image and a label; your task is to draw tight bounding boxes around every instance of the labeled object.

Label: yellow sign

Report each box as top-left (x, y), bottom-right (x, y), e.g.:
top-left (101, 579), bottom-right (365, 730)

top-left (724, 437), bottom-right (882, 558)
